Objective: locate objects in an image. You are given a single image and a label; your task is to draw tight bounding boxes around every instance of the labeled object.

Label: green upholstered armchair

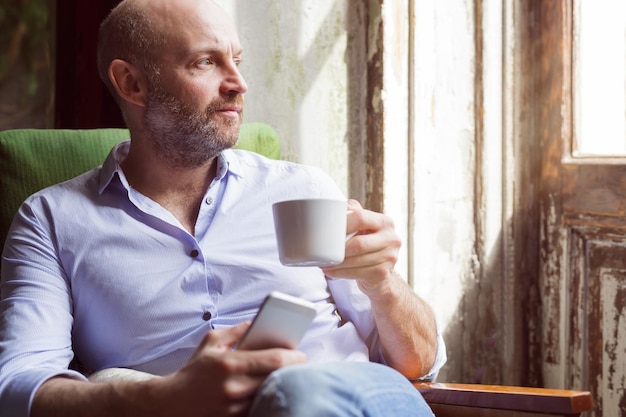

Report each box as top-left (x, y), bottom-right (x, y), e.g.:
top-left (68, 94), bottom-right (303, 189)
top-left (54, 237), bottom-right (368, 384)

top-left (0, 124), bottom-right (592, 416)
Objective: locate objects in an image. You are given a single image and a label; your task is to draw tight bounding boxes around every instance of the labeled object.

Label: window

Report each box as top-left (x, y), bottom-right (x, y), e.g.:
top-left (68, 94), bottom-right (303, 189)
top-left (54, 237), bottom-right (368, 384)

top-left (573, 0), bottom-right (626, 156)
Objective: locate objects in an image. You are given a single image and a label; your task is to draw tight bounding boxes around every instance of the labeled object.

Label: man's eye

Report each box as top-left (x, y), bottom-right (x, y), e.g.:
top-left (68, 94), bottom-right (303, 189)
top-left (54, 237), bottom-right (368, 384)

top-left (198, 58), bottom-right (213, 66)
top-left (234, 58), bottom-right (243, 67)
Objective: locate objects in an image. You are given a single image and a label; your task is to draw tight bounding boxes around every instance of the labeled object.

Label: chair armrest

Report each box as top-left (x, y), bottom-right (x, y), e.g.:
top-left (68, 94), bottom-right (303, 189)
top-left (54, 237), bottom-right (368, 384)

top-left (414, 382), bottom-right (592, 416)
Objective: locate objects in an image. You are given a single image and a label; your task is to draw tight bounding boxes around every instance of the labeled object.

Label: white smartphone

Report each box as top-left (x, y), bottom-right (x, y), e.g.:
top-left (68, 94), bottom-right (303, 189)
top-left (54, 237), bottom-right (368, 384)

top-left (236, 291), bottom-right (317, 350)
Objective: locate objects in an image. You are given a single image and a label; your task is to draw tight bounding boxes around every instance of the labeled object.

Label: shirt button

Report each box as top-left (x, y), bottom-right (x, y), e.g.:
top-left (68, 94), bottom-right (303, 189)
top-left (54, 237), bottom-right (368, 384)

top-left (190, 249), bottom-right (199, 258)
top-left (202, 311), bottom-right (212, 321)
top-left (205, 196), bottom-right (213, 205)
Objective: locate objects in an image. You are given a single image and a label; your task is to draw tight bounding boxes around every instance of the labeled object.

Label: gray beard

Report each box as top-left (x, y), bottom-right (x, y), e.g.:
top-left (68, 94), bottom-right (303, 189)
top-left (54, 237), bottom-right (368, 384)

top-left (143, 87), bottom-right (240, 169)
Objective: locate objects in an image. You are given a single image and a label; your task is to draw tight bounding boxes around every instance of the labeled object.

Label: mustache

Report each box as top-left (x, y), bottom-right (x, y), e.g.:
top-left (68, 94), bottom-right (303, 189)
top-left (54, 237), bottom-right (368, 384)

top-left (206, 95), bottom-right (244, 113)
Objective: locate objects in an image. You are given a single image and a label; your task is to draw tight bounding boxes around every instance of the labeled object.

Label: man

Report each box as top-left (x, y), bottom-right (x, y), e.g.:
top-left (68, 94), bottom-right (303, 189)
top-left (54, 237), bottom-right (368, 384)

top-left (0, 0), bottom-right (446, 416)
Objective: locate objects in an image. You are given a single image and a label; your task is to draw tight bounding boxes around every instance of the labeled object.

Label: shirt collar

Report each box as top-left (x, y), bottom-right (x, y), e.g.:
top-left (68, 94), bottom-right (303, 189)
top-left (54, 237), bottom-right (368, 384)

top-left (97, 141), bottom-right (243, 195)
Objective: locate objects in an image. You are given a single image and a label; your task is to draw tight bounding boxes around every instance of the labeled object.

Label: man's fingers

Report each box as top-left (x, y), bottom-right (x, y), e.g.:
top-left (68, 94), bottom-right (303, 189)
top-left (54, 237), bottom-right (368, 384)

top-left (239, 348), bottom-right (307, 374)
top-left (198, 322), bottom-right (251, 351)
top-left (347, 199), bottom-right (362, 210)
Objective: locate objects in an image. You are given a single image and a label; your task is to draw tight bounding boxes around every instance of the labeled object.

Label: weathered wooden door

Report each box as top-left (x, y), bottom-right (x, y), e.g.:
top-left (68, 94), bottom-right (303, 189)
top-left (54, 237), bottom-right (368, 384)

top-left (530, 2), bottom-right (626, 416)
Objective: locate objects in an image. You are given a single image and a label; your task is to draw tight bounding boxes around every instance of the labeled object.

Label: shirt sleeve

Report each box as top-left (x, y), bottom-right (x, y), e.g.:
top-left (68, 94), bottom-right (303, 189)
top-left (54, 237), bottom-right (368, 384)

top-left (0, 197), bottom-right (84, 417)
top-left (327, 277), bottom-right (447, 381)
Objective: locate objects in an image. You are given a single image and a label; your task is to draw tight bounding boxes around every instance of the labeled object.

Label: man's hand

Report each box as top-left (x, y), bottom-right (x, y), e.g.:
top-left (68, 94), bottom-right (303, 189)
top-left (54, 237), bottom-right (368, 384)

top-left (33, 323), bottom-right (306, 417)
top-left (321, 199), bottom-right (438, 379)
top-left (322, 199), bottom-right (401, 295)
top-left (158, 322), bottom-right (307, 416)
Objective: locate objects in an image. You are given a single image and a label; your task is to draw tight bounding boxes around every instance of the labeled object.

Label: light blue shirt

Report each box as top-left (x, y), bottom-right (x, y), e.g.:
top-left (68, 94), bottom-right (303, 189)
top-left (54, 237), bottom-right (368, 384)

top-left (0, 141), bottom-right (446, 416)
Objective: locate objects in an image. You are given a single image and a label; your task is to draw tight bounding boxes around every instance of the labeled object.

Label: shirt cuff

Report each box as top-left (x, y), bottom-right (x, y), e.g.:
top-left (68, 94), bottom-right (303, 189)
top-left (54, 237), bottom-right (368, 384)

top-left (412, 330), bottom-right (448, 382)
top-left (0, 368), bottom-right (86, 417)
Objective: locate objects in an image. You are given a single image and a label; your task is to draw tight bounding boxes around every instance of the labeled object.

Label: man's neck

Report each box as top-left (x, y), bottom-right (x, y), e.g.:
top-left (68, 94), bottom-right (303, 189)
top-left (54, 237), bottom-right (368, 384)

top-left (120, 145), bottom-right (218, 235)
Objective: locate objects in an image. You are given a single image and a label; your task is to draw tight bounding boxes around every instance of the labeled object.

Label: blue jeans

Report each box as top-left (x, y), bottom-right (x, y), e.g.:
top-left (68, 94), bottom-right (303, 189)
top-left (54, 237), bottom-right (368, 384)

top-left (248, 362), bottom-right (434, 417)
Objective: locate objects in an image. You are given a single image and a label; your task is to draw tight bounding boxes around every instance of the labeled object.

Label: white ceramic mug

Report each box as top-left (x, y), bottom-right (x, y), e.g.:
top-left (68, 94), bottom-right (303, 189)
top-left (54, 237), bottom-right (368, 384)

top-left (272, 198), bottom-right (349, 267)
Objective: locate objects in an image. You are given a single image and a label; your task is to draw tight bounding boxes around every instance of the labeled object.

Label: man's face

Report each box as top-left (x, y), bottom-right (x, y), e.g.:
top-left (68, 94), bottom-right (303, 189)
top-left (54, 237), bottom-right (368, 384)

top-left (141, 0), bottom-right (248, 168)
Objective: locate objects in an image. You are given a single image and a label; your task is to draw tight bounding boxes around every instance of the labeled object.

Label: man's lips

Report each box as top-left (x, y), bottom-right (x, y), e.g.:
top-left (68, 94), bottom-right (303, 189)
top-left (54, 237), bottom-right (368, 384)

top-left (217, 106), bottom-right (242, 118)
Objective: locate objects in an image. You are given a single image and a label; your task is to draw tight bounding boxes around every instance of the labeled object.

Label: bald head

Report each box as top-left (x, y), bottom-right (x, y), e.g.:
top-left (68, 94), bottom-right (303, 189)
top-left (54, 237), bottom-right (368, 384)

top-left (97, 0), bottom-right (236, 103)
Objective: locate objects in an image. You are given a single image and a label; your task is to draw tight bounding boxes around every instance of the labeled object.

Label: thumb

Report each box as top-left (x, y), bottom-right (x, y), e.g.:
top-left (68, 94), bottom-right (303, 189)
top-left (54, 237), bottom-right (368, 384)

top-left (347, 199), bottom-right (362, 210)
top-left (200, 322), bottom-right (252, 350)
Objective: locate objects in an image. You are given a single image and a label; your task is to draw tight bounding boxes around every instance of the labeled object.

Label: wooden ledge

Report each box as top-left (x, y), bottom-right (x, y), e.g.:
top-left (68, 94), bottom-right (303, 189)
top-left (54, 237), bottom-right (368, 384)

top-left (414, 382), bottom-right (593, 415)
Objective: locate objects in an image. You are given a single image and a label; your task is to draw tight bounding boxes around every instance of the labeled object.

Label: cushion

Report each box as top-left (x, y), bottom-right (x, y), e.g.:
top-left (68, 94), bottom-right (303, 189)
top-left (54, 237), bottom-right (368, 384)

top-left (0, 122), bottom-right (280, 252)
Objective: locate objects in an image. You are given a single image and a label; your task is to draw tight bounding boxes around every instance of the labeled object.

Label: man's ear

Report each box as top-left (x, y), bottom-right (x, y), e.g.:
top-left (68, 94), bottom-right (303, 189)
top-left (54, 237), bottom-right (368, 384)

top-left (108, 59), bottom-right (147, 107)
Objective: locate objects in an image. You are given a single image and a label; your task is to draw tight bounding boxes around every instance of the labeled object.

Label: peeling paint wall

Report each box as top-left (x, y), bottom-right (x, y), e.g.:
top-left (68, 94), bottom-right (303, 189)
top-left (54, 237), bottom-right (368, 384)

top-left (408, 0), bottom-right (479, 383)
top-left (381, 0), bottom-right (410, 277)
top-left (220, 1), bottom-right (354, 196)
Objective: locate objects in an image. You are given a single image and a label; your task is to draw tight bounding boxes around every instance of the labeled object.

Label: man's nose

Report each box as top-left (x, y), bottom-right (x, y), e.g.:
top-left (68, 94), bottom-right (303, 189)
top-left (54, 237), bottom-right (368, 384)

top-left (221, 64), bottom-right (248, 95)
